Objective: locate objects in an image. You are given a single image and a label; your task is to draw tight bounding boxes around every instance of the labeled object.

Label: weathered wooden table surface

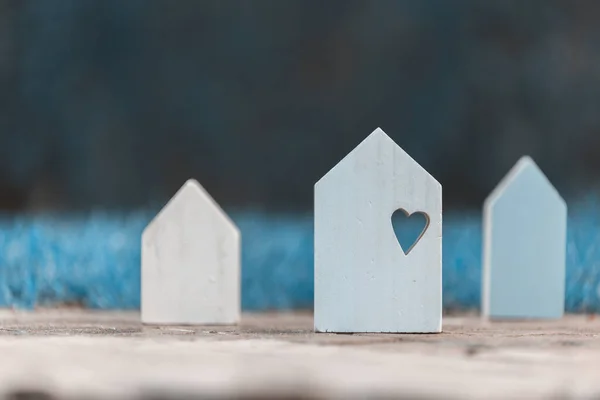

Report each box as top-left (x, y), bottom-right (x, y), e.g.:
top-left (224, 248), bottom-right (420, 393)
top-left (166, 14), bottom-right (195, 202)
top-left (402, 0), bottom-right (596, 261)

top-left (0, 310), bottom-right (599, 399)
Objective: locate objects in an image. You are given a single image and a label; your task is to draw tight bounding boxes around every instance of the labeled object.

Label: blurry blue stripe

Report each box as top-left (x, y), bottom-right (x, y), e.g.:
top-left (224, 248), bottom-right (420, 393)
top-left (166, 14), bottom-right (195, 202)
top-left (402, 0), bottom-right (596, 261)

top-left (0, 205), bottom-right (597, 312)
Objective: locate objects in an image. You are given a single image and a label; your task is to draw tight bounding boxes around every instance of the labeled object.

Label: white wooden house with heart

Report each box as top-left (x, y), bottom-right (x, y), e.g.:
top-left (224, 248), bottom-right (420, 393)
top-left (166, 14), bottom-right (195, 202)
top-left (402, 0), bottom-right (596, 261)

top-left (314, 128), bottom-right (442, 333)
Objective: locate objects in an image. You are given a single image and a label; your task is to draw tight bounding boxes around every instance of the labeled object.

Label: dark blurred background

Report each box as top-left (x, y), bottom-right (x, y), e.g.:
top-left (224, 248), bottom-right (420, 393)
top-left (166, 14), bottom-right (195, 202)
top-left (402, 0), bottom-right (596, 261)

top-left (0, 0), bottom-right (598, 212)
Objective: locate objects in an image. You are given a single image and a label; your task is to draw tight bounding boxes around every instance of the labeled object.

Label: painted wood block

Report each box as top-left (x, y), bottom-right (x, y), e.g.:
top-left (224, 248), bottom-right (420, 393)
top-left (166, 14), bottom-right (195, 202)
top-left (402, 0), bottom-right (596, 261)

top-left (482, 156), bottom-right (567, 320)
top-left (141, 179), bottom-right (240, 325)
top-left (314, 128), bottom-right (442, 333)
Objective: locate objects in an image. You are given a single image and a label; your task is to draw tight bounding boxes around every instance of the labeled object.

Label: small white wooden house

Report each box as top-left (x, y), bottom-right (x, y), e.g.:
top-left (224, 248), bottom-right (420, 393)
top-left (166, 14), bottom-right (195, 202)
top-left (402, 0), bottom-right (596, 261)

top-left (314, 128), bottom-right (442, 333)
top-left (482, 156), bottom-right (567, 319)
top-left (141, 179), bottom-right (240, 325)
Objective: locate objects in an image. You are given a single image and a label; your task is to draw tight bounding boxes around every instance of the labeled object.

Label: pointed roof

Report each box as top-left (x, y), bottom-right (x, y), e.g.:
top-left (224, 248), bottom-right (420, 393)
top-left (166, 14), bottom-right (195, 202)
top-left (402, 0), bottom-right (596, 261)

top-left (315, 128), bottom-right (440, 188)
top-left (484, 156), bottom-right (566, 211)
top-left (142, 179), bottom-right (239, 239)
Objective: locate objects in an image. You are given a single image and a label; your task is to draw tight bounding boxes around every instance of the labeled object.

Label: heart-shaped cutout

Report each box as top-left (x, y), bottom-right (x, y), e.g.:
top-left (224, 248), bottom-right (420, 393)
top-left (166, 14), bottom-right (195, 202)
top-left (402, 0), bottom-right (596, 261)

top-left (391, 209), bottom-right (429, 255)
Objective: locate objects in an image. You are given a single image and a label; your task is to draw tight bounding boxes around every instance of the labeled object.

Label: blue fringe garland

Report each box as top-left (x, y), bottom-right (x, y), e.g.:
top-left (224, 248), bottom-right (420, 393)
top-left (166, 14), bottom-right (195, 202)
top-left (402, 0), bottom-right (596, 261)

top-left (0, 203), bottom-right (598, 312)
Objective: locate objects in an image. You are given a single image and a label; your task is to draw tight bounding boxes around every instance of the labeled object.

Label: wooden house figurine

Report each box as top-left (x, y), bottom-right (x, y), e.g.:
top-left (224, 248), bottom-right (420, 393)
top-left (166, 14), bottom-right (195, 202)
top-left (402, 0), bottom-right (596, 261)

top-left (314, 128), bottom-right (442, 333)
top-left (482, 156), bottom-right (567, 320)
top-left (141, 179), bottom-right (240, 325)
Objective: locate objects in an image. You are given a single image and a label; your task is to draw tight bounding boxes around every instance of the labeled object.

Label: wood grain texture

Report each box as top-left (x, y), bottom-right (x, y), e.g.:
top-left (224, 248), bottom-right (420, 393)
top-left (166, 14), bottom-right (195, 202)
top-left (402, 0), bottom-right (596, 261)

top-left (483, 156), bottom-right (567, 319)
top-left (314, 128), bottom-right (442, 333)
top-left (3, 311), bottom-right (600, 400)
top-left (141, 179), bottom-right (240, 325)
